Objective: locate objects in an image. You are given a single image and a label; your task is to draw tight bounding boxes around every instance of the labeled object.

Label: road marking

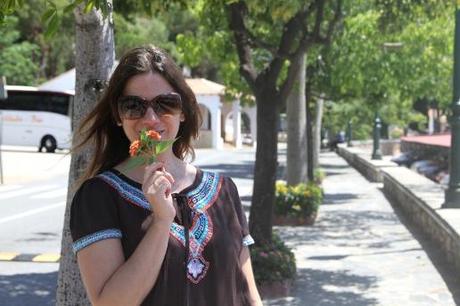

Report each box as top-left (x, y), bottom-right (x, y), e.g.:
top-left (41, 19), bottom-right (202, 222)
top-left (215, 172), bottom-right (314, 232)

top-left (0, 252), bottom-right (60, 263)
top-left (0, 252), bottom-right (20, 260)
top-left (30, 188), bottom-right (67, 199)
top-left (0, 201), bottom-right (65, 225)
top-left (32, 253), bottom-right (61, 263)
top-left (0, 185), bottom-right (22, 193)
top-left (0, 184), bottom-right (60, 200)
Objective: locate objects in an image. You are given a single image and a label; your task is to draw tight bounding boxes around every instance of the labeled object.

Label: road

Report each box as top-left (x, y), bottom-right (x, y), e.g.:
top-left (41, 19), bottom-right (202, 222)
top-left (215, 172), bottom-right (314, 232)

top-left (0, 146), bottom-right (256, 306)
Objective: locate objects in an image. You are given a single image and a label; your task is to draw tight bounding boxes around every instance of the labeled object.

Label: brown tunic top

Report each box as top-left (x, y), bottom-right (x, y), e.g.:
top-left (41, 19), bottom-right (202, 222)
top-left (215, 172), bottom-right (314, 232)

top-left (70, 168), bottom-right (255, 306)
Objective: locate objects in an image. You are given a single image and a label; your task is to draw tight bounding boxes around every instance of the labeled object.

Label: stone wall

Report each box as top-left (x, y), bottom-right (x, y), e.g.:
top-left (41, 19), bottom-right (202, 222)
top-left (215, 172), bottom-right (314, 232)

top-left (382, 167), bottom-right (460, 274)
top-left (337, 145), bottom-right (397, 182)
top-left (337, 146), bottom-right (460, 275)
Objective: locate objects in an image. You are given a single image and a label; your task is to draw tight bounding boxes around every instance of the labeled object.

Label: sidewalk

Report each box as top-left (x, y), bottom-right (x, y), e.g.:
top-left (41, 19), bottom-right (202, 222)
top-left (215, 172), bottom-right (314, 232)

top-left (265, 151), bottom-right (460, 306)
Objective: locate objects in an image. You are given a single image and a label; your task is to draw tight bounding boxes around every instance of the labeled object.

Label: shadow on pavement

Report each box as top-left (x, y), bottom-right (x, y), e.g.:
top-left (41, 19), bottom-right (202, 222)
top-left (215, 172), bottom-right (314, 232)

top-left (383, 191), bottom-right (460, 305)
top-left (321, 164), bottom-right (350, 170)
top-left (264, 268), bottom-right (378, 306)
top-left (0, 271), bottom-right (57, 306)
top-left (323, 193), bottom-right (360, 205)
top-left (200, 162), bottom-right (254, 180)
top-left (276, 210), bottom-right (410, 254)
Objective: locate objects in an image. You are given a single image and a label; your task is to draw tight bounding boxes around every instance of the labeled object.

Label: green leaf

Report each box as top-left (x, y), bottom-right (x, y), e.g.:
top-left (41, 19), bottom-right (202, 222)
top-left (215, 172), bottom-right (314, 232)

top-left (122, 156), bottom-right (148, 172)
top-left (154, 139), bottom-right (176, 155)
top-left (44, 13), bottom-right (60, 39)
top-left (64, 0), bottom-right (83, 14)
top-left (41, 8), bottom-right (56, 24)
top-left (84, 1), bottom-right (94, 13)
top-left (148, 155), bottom-right (157, 164)
top-left (46, 0), bottom-right (56, 10)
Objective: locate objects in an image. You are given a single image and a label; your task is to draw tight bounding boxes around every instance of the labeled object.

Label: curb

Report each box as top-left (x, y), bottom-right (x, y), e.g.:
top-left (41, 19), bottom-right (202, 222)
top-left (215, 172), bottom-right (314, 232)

top-left (0, 252), bottom-right (60, 263)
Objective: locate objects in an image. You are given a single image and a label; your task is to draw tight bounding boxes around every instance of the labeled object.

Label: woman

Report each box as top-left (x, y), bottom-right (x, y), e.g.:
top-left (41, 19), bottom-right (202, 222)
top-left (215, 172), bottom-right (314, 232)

top-left (70, 46), bottom-right (262, 306)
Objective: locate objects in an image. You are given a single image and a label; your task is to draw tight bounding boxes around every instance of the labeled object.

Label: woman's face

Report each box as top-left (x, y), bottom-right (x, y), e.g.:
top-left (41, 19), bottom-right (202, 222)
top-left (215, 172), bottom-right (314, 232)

top-left (119, 71), bottom-right (184, 145)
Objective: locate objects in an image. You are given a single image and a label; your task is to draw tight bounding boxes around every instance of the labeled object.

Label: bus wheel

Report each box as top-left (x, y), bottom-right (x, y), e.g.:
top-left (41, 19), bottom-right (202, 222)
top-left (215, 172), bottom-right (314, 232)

top-left (41, 136), bottom-right (57, 153)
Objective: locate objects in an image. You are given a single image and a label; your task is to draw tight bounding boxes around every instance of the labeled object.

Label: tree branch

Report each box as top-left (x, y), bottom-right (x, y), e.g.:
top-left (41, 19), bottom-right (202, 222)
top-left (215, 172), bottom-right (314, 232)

top-left (225, 1), bottom-right (258, 90)
top-left (263, 3), bottom-right (316, 90)
top-left (313, 0), bottom-right (325, 39)
top-left (281, 0), bottom-right (343, 102)
top-left (246, 31), bottom-right (277, 54)
top-left (316, 0), bottom-right (343, 45)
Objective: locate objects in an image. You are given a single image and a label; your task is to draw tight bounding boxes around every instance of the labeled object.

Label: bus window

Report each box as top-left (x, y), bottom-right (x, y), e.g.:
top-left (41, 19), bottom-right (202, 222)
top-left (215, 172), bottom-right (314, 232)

top-left (0, 86), bottom-right (73, 152)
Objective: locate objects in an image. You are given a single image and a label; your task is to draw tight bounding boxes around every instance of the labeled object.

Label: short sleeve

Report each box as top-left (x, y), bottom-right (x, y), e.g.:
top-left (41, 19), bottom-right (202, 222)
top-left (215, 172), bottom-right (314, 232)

top-left (70, 177), bottom-right (122, 254)
top-left (225, 177), bottom-right (255, 247)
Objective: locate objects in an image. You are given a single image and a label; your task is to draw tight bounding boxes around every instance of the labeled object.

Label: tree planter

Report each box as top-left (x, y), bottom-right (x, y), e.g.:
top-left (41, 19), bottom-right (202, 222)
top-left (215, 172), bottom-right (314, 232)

top-left (259, 279), bottom-right (293, 299)
top-left (273, 211), bottom-right (318, 226)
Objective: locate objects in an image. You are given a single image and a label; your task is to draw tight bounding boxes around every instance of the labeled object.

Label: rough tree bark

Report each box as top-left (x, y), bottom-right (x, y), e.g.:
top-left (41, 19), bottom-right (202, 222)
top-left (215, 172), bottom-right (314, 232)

top-left (306, 83), bottom-right (314, 182)
top-left (287, 54), bottom-right (307, 185)
top-left (312, 95), bottom-right (324, 170)
top-left (55, 2), bottom-right (114, 305)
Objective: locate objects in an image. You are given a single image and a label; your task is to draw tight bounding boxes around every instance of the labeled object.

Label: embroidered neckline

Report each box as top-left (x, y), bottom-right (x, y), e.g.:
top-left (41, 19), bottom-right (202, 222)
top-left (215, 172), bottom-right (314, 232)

top-left (97, 168), bottom-right (223, 284)
top-left (110, 168), bottom-right (201, 195)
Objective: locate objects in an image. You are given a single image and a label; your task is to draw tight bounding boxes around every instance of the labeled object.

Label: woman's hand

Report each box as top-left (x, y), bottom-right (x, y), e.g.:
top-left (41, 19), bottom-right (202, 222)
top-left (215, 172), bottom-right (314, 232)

top-left (142, 162), bottom-right (176, 223)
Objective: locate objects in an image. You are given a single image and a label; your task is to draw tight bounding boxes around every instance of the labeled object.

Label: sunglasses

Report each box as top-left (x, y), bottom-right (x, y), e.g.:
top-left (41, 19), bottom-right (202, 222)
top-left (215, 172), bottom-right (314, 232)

top-left (118, 92), bottom-right (182, 120)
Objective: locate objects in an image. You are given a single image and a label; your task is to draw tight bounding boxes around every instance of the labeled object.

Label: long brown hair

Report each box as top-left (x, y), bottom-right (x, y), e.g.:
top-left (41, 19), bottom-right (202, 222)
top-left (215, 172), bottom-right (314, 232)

top-left (73, 45), bottom-right (202, 184)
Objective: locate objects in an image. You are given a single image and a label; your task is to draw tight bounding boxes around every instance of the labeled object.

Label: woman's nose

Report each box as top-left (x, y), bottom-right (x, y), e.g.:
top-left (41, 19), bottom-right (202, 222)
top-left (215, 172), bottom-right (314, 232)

top-left (142, 106), bottom-right (161, 122)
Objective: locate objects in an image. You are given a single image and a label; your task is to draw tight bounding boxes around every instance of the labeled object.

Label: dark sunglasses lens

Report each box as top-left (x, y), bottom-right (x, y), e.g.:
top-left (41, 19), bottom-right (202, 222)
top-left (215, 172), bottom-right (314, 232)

top-left (154, 94), bottom-right (182, 115)
top-left (119, 97), bottom-right (145, 119)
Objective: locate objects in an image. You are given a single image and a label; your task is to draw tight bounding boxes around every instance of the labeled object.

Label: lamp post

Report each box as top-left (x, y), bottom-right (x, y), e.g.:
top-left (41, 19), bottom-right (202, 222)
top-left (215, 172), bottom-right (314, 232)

top-left (443, 2), bottom-right (460, 208)
top-left (371, 112), bottom-right (382, 160)
top-left (347, 120), bottom-right (353, 147)
top-left (371, 43), bottom-right (402, 160)
top-left (0, 76), bottom-right (7, 184)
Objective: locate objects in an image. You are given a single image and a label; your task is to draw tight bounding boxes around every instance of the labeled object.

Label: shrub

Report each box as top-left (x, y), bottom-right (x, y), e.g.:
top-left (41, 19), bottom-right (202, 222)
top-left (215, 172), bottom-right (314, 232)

top-left (250, 232), bottom-right (296, 285)
top-left (314, 168), bottom-right (325, 185)
top-left (275, 181), bottom-right (323, 218)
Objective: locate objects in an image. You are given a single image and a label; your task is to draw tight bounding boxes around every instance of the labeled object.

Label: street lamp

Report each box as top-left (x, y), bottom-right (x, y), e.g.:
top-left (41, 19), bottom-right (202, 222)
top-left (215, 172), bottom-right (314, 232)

top-left (371, 43), bottom-right (403, 160)
top-left (0, 76), bottom-right (7, 185)
top-left (371, 112), bottom-right (382, 160)
top-left (443, 2), bottom-right (460, 208)
top-left (347, 119), bottom-right (353, 147)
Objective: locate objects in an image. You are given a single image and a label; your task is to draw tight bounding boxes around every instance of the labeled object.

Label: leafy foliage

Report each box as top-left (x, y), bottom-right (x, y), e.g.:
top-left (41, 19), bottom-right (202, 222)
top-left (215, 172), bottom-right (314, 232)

top-left (0, 16), bottom-right (41, 85)
top-left (250, 232), bottom-right (296, 285)
top-left (320, 2), bottom-right (455, 138)
top-left (275, 181), bottom-right (323, 218)
top-left (114, 13), bottom-right (175, 58)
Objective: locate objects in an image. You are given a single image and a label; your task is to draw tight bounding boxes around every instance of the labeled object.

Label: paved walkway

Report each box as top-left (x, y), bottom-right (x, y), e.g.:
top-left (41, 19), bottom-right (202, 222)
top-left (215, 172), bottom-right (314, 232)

top-left (265, 151), bottom-right (460, 306)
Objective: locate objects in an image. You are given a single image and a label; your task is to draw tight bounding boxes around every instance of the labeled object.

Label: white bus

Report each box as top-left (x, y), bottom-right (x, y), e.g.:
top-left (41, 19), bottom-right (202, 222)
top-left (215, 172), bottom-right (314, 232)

top-left (0, 85), bottom-right (73, 153)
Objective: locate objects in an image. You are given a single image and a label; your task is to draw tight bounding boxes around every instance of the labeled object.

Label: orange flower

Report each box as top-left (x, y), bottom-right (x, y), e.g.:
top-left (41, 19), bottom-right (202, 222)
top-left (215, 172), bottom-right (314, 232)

top-left (129, 140), bottom-right (141, 156)
top-left (146, 130), bottom-right (161, 140)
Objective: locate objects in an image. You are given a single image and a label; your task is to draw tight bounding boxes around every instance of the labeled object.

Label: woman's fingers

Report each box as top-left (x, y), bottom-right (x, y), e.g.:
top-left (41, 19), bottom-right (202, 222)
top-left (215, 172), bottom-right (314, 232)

top-left (162, 170), bottom-right (175, 185)
top-left (143, 162), bottom-right (164, 184)
top-left (142, 162), bottom-right (177, 199)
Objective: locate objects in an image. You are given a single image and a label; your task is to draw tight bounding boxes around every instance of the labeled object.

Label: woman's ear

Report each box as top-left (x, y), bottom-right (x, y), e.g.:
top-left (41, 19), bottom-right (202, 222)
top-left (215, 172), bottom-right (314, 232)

top-left (180, 112), bottom-right (185, 122)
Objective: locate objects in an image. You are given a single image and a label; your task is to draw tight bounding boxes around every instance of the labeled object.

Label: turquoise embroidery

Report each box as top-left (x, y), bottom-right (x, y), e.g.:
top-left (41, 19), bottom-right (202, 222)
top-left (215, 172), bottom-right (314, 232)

top-left (98, 171), bottom-right (151, 210)
top-left (169, 172), bottom-right (222, 283)
top-left (243, 234), bottom-right (255, 246)
top-left (73, 228), bottom-right (122, 253)
top-left (98, 169), bottom-right (223, 284)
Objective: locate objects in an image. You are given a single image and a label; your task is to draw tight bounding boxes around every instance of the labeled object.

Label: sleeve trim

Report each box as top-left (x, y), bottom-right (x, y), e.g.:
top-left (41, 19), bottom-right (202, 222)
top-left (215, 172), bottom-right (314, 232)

top-left (72, 229), bottom-right (122, 253)
top-left (242, 234), bottom-right (255, 246)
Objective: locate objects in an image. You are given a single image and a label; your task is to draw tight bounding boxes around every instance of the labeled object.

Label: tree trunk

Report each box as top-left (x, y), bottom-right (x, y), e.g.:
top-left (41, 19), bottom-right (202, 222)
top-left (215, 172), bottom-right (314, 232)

top-left (249, 89), bottom-right (279, 245)
top-left (306, 85), bottom-right (314, 182)
top-left (312, 95), bottom-right (324, 170)
top-left (55, 3), bottom-right (114, 305)
top-left (286, 54), bottom-right (307, 185)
